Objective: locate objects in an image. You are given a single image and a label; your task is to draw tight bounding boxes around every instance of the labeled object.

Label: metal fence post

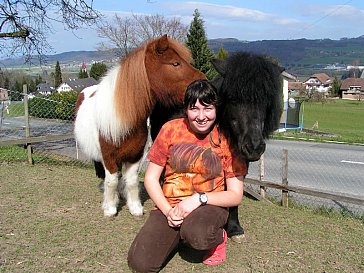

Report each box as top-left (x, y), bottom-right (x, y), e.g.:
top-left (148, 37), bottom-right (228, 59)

top-left (259, 154), bottom-right (266, 198)
top-left (281, 149), bottom-right (289, 207)
top-left (23, 84), bottom-right (33, 164)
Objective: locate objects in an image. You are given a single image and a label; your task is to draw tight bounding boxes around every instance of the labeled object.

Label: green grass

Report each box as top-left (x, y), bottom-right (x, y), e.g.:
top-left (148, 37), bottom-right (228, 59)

top-left (278, 99), bottom-right (364, 144)
top-left (5, 102), bottom-right (25, 117)
top-left (1, 163), bottom-right (363, 273)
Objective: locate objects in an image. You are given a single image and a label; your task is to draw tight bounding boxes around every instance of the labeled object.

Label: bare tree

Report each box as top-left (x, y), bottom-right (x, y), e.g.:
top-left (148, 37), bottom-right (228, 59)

top-left (97, 13), bottom-right (188, 57)
top-left (0, 0), bottom-right (100, 63)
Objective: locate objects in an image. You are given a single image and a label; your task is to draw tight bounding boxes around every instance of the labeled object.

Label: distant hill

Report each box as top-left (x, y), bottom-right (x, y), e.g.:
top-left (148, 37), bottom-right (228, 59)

top-left (1, 36), bottom-right (363, 73)
top-left (0, 50), bottom-right (117, 67)
top-left (208, 35), bottom-right (364, 68)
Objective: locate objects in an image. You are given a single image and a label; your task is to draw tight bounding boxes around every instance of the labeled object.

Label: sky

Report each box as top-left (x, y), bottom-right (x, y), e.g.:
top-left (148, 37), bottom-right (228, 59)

top-left (47, 0), bottom-right (364, 54)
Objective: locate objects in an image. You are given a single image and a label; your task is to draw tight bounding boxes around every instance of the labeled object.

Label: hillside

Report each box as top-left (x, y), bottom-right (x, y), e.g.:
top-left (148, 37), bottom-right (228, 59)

top-left (208, 35), bottom-right (364, 68)
top-left (1, 36), bottom-right (363, 76)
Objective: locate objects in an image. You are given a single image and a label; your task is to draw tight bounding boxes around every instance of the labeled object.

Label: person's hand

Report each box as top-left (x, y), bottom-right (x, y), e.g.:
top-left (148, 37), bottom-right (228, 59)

top-left (173, 193), bottom-right (200, 219)
top-left (166, 207), bottom-right (184, 227)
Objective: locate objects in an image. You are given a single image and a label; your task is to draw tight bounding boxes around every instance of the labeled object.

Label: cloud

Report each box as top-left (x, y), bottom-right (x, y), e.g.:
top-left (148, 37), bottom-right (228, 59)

top-left (301, 4), bottom-right (364, 21)
top-left (164, 1), bottom-right (300, 25)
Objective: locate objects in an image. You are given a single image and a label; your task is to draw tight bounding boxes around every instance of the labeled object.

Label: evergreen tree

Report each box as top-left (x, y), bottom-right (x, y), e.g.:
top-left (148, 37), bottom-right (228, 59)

top-left (90, 62), bottom-right (107, 81)
top-left (331, 76), bottom-right (342, 98)
top-left (216, 47), bottom-right (229, 59)
top-left (4, 77), bottom-right (10, 89)
top-left (11, 80), bottom-right (22, 101)
top-left (186, 9), bottom-right (216, 79)
top-left (35, 75), bottom-right (44, 85)
top-left (54, 61), bottom-right (62, 88)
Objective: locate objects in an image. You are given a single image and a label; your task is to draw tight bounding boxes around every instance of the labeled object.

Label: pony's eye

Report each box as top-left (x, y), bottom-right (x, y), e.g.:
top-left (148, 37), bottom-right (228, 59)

top-left (172, 62), bottom-right (180, 67)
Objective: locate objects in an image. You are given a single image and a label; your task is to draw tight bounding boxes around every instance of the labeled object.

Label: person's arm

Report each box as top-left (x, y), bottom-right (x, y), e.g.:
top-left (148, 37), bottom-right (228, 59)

top-left (174, 176), bottom-right (244, 218)
top-left (144, 162), bottom-right (183, 227)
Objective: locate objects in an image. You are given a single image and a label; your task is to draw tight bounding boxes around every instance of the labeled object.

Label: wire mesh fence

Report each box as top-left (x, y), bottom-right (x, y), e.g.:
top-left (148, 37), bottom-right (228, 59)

top-left (1, 87), bottom-right (364, 216)
top-left (1, 88), bottom-right (89, 167)
top-left (246, 140), bottom-right (364, 216)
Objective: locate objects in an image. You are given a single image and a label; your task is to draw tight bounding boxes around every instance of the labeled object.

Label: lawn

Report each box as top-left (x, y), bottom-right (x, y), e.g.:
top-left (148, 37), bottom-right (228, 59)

top-left (1, 162), bottom-right (363, 273)
top-left (279, 99), bottom-right (364, 144)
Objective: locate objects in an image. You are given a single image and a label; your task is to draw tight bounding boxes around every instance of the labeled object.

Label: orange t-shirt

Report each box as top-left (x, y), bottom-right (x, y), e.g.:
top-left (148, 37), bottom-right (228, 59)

top-left (148, 118), bottom-right (247, 206)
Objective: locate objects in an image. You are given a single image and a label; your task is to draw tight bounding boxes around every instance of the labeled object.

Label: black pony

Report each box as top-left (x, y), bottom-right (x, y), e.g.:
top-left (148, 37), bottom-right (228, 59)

top-left (150, 52), bottom-right (282, 241)
top-left (210, 52), bottom-right (282, 240)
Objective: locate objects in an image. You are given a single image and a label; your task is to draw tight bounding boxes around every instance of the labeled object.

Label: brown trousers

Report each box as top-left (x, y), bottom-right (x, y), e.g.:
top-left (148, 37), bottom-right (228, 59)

top-left (127, 205), bottom-right (228, 273)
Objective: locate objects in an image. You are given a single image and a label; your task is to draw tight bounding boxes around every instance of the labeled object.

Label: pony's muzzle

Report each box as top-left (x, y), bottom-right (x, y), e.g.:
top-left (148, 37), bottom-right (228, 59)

top-left (243, 141), bottom-right (266, 161)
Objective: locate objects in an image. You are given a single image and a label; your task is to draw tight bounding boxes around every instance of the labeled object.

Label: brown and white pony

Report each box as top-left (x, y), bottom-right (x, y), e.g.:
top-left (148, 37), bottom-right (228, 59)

top-left (74, 35), bottom-right (205, 217)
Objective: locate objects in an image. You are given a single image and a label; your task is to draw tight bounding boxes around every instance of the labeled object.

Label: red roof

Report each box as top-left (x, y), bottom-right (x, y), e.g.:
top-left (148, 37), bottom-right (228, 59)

top-left (288, 82), bottom-right (306, 90)
top-left (305, 73), bottom-right (332, 84)
top-left (341, 78), bottom-right (364, 91)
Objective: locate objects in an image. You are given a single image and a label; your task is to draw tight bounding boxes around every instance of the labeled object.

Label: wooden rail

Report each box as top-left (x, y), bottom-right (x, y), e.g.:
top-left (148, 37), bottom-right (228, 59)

top-left (0, 134), bottom-right (74, 146)
top-left (245, 177), bottom-right (364, 206)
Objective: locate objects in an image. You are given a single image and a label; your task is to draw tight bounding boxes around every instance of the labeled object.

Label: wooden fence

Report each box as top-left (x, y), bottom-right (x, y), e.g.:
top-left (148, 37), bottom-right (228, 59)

top-left (245, 152), bottom-right (364, 208)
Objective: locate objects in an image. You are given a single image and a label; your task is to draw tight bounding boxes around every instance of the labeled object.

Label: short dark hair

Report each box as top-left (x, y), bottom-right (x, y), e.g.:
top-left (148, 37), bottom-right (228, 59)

top-left (184, 79), bottom-right (219, 110)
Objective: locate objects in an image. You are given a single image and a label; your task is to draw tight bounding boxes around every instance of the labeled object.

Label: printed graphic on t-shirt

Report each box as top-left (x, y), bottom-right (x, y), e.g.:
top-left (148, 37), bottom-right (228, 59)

top-left (164, 142), bottom-right (222, 200)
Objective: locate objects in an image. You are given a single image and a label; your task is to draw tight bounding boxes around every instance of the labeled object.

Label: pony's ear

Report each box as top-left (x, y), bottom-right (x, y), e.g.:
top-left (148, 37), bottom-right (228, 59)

top-left (211, 58), bottom-right (226, 76)
top-left (156, 34), bottom-right (169, 54)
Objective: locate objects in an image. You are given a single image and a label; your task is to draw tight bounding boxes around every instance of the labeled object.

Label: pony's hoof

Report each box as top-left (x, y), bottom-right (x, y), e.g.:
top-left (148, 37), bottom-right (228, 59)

top-left (128, 203), bottom-right (144, 216)
top-left (103, 206), bottom-right (117, 217)
top-left (229, 234), bottom-right (245, 244)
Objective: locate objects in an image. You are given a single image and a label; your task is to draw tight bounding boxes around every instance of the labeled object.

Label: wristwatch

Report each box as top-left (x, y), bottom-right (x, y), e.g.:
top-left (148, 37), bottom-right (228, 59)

top-left (199, 192), bottom-right (208, 205)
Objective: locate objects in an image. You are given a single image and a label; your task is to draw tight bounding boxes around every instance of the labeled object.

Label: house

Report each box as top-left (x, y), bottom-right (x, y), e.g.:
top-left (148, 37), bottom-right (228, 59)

top-left (340, 78), bottom-right (364, 100)
top-left (36, 83), bottom-right (54, 95)
top-left (0, 88), bottom-right (9, 101)
top-left (281, 70), bottom-right (298, 100)
top-left (304, 73), bottom-right (332, 94)
top-left (288, 82), bottom-right (306, 96)
top-left (56, 78), bottom-right (98, 93)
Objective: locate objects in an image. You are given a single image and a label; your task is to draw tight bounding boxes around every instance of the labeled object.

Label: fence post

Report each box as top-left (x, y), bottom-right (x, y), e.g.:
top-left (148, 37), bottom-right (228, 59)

top-left (23, 84), bottom-right (33, 164)
top-left (259, 154), bottom-right (266, 198)
top-left (281, 149), bottom-right (288, 207)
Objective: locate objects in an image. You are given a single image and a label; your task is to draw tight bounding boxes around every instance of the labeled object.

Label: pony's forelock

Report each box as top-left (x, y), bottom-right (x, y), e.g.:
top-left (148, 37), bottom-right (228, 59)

top-left (168, 38), bottom-right (193, 64)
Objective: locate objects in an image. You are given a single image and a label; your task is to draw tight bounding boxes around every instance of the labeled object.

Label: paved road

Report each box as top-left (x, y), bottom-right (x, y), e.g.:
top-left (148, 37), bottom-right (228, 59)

top-left (247, 139), bottom-right (364, 214)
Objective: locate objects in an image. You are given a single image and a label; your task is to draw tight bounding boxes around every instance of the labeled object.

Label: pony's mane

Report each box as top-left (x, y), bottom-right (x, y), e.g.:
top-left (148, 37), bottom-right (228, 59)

top-left (219, 52), bottom-right (282, 139)
top-left (114, 42), bottom-right (151, 130)
top-left (221, 52), bottom-right (281, 104)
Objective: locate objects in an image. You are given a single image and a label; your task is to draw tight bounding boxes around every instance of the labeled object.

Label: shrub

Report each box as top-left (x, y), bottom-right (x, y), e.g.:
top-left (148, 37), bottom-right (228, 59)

top-left (28, 91), bottom-right (78, 120)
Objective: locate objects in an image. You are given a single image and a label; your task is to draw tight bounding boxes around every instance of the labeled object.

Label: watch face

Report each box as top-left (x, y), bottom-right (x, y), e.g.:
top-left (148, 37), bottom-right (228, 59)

top-left (200, 193), bottom-right (208, 204)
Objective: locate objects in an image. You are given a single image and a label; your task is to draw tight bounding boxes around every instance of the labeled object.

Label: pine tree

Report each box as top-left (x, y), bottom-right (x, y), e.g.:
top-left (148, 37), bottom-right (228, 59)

top-left (331, 76), bottom-right (342, 97)
top-left (54, 61), bottom-right (62, 88)
top-left (216, 47), bottom-right (229, 60)
top-left (186, 9), bottom-right (216, 79)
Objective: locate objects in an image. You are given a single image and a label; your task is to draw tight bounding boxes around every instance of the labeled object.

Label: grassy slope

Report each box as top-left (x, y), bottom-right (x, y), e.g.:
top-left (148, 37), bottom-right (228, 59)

top-left (1, 163), bottom-right (363, 273)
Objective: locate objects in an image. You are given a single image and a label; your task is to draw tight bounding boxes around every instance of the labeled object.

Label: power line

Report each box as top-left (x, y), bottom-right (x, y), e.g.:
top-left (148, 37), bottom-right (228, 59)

top-left (288, 0), bottom-right (354, 40)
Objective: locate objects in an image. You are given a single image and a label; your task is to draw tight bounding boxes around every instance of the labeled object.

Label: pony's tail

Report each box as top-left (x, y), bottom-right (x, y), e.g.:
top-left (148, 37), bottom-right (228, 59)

top-left (94, 161), bottom-right (105, 179)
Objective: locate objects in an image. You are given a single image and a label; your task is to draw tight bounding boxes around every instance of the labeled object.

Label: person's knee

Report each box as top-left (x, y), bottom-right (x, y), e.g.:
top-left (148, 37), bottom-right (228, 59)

top-left (128, 243), bottom-right (165, 273)
top-left (182, 224), bottom-right (216, 250)
top-left (128, 255), bottom-right (159, 273)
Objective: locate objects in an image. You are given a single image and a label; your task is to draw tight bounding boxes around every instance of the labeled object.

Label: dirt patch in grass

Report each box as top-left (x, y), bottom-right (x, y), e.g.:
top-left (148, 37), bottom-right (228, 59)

top-left (1, 162), bottom-right (363, 273)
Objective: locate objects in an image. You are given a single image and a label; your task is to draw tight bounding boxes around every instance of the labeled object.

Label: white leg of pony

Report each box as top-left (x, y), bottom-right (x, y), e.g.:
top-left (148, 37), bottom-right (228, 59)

top-left (122, 161), bottom-right (143, 216)
top-left (102, 170), bottom-right (119, 217)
